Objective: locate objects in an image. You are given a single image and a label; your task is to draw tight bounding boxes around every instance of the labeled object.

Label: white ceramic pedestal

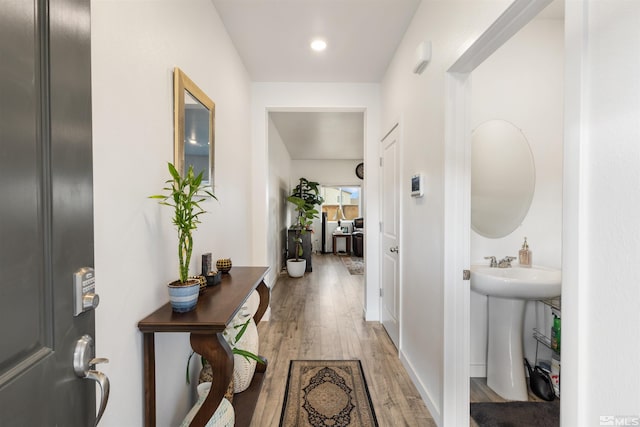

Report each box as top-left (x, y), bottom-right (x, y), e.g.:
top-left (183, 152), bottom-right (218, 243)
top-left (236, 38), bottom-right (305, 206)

top-left (486, 296), bottom-right (528, 401)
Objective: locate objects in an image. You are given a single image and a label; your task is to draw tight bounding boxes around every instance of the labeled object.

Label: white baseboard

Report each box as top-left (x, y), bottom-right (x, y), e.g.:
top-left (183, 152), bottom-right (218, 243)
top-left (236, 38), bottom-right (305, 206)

top-left (399, 350), bottom-right (443, 426)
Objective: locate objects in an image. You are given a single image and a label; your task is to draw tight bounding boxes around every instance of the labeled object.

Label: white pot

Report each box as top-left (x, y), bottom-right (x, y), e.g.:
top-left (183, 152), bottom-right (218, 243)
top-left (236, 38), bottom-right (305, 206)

top-left (286, 259), bottom-right (306, 278)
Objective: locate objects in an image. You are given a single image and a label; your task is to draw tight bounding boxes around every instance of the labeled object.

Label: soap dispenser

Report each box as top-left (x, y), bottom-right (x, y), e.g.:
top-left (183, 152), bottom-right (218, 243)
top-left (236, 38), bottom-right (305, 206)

top-left (519, 237), bottom-right (532, 267)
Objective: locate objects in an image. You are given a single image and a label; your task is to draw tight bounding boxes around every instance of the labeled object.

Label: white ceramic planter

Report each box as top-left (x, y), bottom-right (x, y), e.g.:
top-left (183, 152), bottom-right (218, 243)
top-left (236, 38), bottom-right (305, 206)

top-left (286, 259), bottom-right (306, 278)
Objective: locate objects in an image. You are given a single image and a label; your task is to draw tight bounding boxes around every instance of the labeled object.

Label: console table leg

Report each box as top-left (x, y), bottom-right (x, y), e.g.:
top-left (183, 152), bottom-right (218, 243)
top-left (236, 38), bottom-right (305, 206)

top-left (143, 333), bottom-right (156, 427)
top-left (254, 280), bottom-right (270, 324)
top-left (189, 333), bottom-right (233, 426)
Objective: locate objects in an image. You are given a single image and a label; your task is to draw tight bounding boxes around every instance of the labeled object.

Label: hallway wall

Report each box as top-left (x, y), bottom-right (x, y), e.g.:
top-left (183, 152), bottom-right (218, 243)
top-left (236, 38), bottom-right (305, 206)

top-left (379, 0), bottom-right (512, 423)
top-left (91, 1), bottom-right (252, 425)
top-left (268, 116), bottom-right (292, 280)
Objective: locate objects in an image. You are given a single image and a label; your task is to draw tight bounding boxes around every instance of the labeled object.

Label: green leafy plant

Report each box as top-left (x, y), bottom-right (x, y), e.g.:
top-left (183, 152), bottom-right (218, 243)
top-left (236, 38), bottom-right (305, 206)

top-left (186, 317), bottom-right (264, 384)
top-left (150, 162), bottom-right (215, 284)
top-left (287, 178), bottom-right (324, 261)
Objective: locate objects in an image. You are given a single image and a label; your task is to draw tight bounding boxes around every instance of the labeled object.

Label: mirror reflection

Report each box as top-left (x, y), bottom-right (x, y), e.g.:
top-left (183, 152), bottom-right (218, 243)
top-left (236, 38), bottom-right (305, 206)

top-left (174, 67), bottom-right (215, 187)
top-left (184, 92), bottom-right (211, 183)
top-left (471, 120), bottom-right (535, 238)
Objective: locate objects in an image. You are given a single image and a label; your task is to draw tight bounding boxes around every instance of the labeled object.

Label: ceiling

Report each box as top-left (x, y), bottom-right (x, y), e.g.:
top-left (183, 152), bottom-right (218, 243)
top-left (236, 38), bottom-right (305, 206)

top-left (270, 111), bottom-right (364, 160)
top-left (211, 0), bottom-right (422, 83)
top-left (210, 0), bottom-right (562, 161)
top-left (211, 0), bottom-right (420, 160)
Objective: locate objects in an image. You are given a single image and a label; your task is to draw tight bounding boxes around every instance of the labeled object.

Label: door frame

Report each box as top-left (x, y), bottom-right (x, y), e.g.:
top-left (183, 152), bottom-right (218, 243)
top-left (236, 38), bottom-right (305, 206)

top-left (442, 0), bottom-right (554, 424)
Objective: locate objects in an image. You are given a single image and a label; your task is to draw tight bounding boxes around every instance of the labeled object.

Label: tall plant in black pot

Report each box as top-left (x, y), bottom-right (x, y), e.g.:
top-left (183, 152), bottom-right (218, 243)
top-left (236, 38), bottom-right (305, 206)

top-left (286, 178), bottom-right (323, 277)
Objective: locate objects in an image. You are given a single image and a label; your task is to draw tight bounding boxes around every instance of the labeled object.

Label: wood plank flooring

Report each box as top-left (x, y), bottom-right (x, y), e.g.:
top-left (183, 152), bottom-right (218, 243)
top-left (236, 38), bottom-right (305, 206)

top-left (251, 254), bottom-right (436, 427)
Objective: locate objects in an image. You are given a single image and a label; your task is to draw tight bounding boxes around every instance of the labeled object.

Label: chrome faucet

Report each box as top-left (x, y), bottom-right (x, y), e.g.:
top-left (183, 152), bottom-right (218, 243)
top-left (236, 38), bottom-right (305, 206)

top-left (484, 256), bottom-right (497, 268)
top-left (497, 256), bottom-right (517, 268)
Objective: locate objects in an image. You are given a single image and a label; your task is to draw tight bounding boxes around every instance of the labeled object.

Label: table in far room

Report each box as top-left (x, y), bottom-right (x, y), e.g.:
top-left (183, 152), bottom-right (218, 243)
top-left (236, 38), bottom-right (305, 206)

top-left (332, 232), bottom-right (352, 255)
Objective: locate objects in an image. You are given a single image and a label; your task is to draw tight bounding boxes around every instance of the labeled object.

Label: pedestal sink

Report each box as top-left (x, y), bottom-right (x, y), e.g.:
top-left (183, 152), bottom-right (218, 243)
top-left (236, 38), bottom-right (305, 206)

top-left (470, 265), bottom-right (561, 401)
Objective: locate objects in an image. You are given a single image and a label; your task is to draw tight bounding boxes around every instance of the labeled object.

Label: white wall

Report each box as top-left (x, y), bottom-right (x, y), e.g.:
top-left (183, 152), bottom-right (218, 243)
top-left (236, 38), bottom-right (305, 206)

top-left (380, 0), bottom-right (512, 423)
top-left (267, 116), bottom-right (292, 281)
top-left (563, 0), bottom-right (640, 424)
top-left (91, 1), bottom-right (252, 425)
top-left (291, 159), bottom-right (363, 187)
top-left (252, 85), bottom-right (381, 320)
top-left (469, 17), bottom-right (564, 377)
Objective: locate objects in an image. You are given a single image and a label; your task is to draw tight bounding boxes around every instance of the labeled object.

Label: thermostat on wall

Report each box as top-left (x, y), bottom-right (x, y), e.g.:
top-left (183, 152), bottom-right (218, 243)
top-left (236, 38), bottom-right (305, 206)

top-left (411, 173), bottom-right (424, 197)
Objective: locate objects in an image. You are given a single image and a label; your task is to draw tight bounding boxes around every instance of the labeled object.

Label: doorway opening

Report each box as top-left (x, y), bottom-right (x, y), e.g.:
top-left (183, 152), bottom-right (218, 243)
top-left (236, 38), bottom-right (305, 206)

top-left (443, 0), bottom-right (563, 424)
top-left (267, 109), bottom-right (368, 310)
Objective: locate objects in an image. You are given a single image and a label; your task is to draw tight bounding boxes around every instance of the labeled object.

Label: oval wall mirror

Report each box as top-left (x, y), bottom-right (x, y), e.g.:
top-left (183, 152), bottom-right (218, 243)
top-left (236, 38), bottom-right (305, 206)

top-left (174, 67), bottom-right (215, 187)
top-left (471, 120), bottom-right (535, 238)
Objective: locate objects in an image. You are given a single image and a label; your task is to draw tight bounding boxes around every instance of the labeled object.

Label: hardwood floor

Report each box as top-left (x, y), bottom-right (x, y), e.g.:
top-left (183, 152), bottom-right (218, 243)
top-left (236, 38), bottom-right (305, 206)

top-left (251, 254), bottom-right (436, 427)
top-left (470, 378), bottom-right (546, 403)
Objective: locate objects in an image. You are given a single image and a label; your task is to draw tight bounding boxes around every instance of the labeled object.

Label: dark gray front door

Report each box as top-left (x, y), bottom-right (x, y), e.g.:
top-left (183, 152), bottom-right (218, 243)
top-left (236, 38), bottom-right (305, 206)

top-left (0, 0), bottom-right (97, 425)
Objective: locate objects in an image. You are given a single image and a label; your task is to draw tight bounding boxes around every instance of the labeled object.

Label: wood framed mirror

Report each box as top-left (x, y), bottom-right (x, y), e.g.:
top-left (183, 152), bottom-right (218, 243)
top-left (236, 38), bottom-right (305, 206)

top-left (173, 67), bottom-right (215, 187)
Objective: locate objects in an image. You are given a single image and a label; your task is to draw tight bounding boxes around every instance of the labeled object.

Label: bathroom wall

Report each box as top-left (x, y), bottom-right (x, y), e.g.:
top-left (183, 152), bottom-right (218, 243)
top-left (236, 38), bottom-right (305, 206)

top-left (469, 17), bottom-right (564, 376)
top-left (91, 1), bottom-right (252, 425)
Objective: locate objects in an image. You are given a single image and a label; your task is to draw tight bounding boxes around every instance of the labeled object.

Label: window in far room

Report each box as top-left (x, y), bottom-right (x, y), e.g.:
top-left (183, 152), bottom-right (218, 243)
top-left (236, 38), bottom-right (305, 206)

top-left (321, 186), bottom-right (361, 221)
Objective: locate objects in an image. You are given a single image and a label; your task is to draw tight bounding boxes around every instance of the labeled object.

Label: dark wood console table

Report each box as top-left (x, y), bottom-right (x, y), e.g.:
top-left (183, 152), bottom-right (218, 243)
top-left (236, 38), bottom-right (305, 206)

top-left (138, 267), bottom-right (270, 427)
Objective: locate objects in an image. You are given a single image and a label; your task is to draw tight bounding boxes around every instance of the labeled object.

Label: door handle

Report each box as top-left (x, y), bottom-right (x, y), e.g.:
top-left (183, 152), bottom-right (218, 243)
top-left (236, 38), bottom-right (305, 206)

top-left (390, 246), bottom-right (399, 253)
top-left (73, 335), bottom-right (110, 426)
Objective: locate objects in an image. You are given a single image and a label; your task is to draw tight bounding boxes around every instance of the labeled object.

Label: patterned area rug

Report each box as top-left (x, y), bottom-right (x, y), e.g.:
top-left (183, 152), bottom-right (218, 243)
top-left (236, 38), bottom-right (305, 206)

top-left (471, 400), bottom-right (560, 427)
top-left (340, 256), bottom-right (364, 275)
top-left (280, 360), bottom-right (378, 427)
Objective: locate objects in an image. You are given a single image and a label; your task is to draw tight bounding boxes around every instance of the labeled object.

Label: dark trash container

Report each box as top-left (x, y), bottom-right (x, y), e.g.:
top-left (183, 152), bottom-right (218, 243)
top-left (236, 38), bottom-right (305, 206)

top-left (353, 232), bottom-right (364, 257)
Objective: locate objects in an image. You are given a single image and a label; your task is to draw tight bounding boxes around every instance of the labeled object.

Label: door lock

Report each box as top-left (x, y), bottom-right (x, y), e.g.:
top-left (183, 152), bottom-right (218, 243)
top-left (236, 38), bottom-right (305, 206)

top-left (74, 267), bottom-right (99, 316)
top-left (390, 246), bottom-right (399, 253)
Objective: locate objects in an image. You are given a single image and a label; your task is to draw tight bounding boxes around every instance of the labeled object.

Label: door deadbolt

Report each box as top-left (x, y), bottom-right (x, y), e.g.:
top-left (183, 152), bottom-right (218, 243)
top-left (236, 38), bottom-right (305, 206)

top-left (74, 267), bottom-right (99, 316)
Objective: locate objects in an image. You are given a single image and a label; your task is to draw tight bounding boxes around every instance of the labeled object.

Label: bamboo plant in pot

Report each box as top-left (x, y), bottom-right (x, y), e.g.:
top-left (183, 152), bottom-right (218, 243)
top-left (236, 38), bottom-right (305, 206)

top-left (150, 162), bottom-right (215, 312)
top-left (286, 178), bottom-right (323, 278)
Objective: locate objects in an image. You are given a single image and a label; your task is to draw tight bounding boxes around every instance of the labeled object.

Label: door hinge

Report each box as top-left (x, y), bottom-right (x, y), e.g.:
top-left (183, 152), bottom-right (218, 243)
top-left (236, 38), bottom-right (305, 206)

top-left (463, 269), bottom-right (471, 281)
top-left (379, 288), bottom-right (383, 297)
top-left (379, 221), bottom-right (383, 232)
top-left (379, 157), bottom-right (383, 167)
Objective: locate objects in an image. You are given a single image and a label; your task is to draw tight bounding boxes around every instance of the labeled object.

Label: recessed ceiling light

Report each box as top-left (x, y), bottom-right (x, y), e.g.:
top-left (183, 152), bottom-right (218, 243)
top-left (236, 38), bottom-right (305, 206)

top-left (310, 39), bottom-right (327, 52)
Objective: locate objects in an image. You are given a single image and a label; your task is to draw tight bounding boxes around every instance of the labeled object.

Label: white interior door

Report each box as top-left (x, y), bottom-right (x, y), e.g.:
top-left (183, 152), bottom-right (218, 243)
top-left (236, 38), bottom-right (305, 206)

top-left (380, 124), bottom-right (400, 348)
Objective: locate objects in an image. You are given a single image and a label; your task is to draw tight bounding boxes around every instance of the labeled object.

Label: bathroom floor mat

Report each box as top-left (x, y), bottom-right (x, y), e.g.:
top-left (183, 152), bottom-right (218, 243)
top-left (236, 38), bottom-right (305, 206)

top-left (471, 400), bottom-right (559, 427)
